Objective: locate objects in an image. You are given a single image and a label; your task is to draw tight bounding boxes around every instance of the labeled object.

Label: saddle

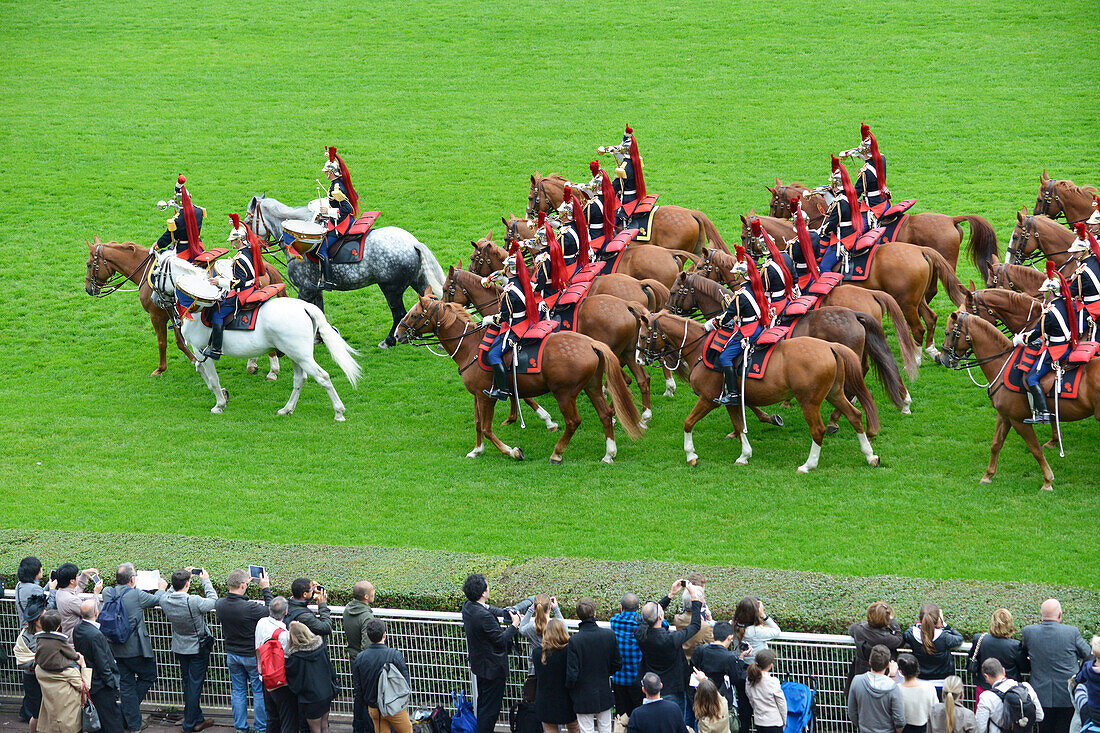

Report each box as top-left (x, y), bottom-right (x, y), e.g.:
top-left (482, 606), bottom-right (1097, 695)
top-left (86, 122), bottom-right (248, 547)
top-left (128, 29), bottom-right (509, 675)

top-left (878, 199), bottom-right (916, 223)
top-left (548, 280), bottom-right (594, 331)
top-left (776, 294), bottom-right (819, 320)
top-left (621, 194), bottom-right (658, 219)
top-left (841, 234), bottom-right (882, 282)
top-left (701, 328), bottom-right (782, 380)
top-left (1002, 344), bottom-right (1089, 400)
top-left (622, 196), bottom-right (660, 241)
top-left (199, 284), bottom-right (284, 331)
top-left (306, 211), bottom-right (381, 264)
top-left (807, 272), bottom-right (843, 297)
top-left (477, 320), bottom-right (559, 374)
top-left (188, 248), bottom-right (229, 265)
top-left (589, 228), bottom-right (640, 275)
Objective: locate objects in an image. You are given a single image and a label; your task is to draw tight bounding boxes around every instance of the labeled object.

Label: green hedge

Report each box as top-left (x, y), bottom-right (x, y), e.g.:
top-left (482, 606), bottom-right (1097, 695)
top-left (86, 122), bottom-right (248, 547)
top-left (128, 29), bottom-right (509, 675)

top-left (3, 529), bottom-right (1097, 637)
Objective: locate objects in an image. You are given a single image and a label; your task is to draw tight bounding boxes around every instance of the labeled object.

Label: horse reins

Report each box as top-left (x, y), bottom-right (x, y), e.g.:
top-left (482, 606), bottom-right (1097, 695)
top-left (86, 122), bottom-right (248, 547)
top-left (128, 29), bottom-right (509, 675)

top-left (87, 244), bottom-right (153, 297)
top-left (400, 300), bottom-right (488, 361)
top-left (942, 312), bottom-right (1015, 393)
top-left (444, 273), bottom-right (500, 313)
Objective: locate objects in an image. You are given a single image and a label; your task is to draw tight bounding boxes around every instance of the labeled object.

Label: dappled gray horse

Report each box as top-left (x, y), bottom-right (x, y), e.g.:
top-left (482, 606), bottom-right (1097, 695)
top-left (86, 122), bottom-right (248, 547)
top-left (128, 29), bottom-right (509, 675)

top-left (247, 195), bottom-right (446, 348)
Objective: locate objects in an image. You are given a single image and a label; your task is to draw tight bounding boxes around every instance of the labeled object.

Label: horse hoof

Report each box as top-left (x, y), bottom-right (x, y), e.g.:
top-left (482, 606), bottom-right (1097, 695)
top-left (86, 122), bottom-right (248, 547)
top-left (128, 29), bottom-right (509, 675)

top-left (546, 423), bottom-right (559, 432)
top-left (334, 413), bottom-right (346, 422)
top-left (725, 431), bottom-right (737, 440)
top-left (979, 476), bottom-right (992, 485)
top-left (1040, 484), bottom-right (1053, 492)
top-left (211, 406), bottom-right (224, 414)
top-left (501, 417), bottom-right (516, 426)
top-left (377, 340), bottom-right (392, 350)
top-left (869, 455), bottom-right (881, 468)
top-left (687, 455), bottom-right (698, 467)
top-left (825, 424), bottom-right (839, 435)
top-left (771, 414), bottom-right (784, 427)
top-left (601, 456), bottom-right (614, 465)
top-left (550, 454), bottom-right (566, 465)
top-left (1042, 440), bottom-right (1056, 449)
top-left (901, 405), bottom-right (912, 415)
top-left (277, 408), bottom-right (292, 416)
top-left (735, 457), bottom-right (749, 466)
top-left (514, 447), bottom-right (526, 461)
top-left (266, 373), bottom-right (278, 382)
top-left (247, 364), bottom-right (258, 375)
top-left (797, 465), bottom-right (811, 474)
top-left (466, 449), bottom-right (483, 458)
top-left (150, 368), bottom-right (166, 377)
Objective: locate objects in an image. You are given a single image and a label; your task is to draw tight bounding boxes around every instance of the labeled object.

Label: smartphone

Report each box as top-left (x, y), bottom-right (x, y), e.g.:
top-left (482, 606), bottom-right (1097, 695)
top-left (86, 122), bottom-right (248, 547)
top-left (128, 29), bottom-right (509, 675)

top-left (50, 570), bottom-right (57, 581)
top-left (315, 585), bottom-right (325, 594)
top-left (249, 565), bottom-right (265, 579)
top-left (191, 568), bottom-right (203, 576)
top-left (739, 641), bottom-right (749, 651)
top-left (91, 573), bottom-right (102, 585)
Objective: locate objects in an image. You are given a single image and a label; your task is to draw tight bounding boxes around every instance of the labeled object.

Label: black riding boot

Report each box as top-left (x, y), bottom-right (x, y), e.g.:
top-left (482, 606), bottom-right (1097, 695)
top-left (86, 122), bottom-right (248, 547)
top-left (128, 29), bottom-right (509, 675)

top-left (201, 322), bottom-right (223, 360)
top-left (320, 256), bottom-right (335, 291)
top-left (714, 358), bottom-right (742, 405)
top-left (1023, 383), bottom-right (1051, 424)
top-left (483, 363), bottom-right (513, 401)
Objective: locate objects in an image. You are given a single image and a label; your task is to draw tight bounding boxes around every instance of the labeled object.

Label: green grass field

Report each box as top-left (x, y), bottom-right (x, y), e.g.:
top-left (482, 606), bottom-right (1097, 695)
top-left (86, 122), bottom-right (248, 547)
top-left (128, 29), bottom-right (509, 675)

top-left (2, 0), bottom-right (1097, 591)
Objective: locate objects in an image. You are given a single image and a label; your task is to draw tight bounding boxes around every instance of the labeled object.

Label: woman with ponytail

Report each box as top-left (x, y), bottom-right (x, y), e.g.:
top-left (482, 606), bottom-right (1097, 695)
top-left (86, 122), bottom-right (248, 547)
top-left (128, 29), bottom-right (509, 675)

top-left (745, 649), bottom-right (786, 733)
top-left (520, 594), bottom-right (565, 675)
top-left (903, 604), bottom-right (963, 694)
top-left (929, 676), bottom-right (976, 733)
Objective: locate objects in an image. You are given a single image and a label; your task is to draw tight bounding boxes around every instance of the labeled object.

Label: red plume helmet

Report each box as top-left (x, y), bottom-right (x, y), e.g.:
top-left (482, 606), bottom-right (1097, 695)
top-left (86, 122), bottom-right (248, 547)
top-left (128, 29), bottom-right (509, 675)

top-left (509, 241), bottom-right (539, 329)
top-left (860, 124), bottom-right (870, 140)
top-left (590, 160), bottom-right (600, 177)
top-left (177, 175), bottom-right (203, 260)
top-left (832, 156), bottom-right (863, 240)
top-left (229, 213), bottom-right (241, 229)
top-left (596, 166), bottom-right (622, 234)
top-left (752, 219), bottom-right (793, 300)
top-left (545, 223), bottom-right (567, 292)
top-left (537, 210), bottom-right (546, 230)
top-left (865, 128), bottom-right (887, 198)
top-left (627, 126), bottom-right (645, 198)
top-left (1074, 221), bottom-right (1100, 261)
top-left (566, 185), bottom-right (591, 264)
top-left (736, 245), bottom-right (770, 325)
top-left (792, 197), bottom-right (821, 280)
top-left (326, 146), bottom-right (359, 216)
top-left (1046, 260), bottom-right (1056, 279)
top-left (625, 124), bottom-right (633, 134)
top-left (1044, 261), bottom-right (1078, 344)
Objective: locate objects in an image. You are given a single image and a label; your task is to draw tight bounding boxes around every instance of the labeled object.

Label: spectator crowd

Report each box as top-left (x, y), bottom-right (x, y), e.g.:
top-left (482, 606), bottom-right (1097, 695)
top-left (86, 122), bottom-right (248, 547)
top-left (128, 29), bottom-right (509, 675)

top-left (9, 558), bottom-right (1100, 733)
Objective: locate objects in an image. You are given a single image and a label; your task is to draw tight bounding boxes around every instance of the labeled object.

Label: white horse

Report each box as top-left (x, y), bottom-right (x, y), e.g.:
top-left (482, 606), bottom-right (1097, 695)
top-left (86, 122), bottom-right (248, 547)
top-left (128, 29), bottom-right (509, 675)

top-left (172, 260), bottom-right (362, 420)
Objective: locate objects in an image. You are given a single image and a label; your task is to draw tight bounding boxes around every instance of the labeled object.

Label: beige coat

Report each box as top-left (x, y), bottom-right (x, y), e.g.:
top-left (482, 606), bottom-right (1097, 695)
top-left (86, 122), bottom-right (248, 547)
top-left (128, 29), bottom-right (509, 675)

top-left (35, 664), bottom-right (91, 733)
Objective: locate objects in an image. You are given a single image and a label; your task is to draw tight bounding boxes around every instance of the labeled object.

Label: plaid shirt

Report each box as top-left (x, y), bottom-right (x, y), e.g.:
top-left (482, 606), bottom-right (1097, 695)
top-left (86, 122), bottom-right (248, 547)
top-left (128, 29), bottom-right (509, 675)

top-left (609, 611), bottom-right (643, 685)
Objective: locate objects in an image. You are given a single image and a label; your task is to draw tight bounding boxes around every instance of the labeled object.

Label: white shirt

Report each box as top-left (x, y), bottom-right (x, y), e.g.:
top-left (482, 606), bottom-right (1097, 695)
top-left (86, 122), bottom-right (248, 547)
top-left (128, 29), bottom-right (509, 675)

top-left (975, 678), bottom-right (1044, 733)
top-left (255, 617), bottom-right (289, 652)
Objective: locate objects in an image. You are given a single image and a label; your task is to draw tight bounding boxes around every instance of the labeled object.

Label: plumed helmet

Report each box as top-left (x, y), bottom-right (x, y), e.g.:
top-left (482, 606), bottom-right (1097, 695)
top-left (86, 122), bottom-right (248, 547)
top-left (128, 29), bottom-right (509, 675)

top-left (1039, 261), bottom-right (1060, 293)
top-left (1088, 196), bottom-right (1100, 225)
top-left (558, 183), bottom-right (574, 216)
top-left (503, 254), bottom-right (518, 273)
top-left (174, 174), bottom-right (186, 200)
top-left (227, 213), bottom-right (247, 243)
top-left (322, 146), bottom-right (340, 174)
top-left (622, 124), bottom-right (633, 145)
top-left (731, 246), bottom-right (749, 278)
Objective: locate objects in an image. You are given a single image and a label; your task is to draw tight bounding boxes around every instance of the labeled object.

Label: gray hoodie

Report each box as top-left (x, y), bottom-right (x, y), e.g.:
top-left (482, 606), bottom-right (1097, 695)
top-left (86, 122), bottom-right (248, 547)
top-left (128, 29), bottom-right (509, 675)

top-left (849, 671), bottom-right (905, 733)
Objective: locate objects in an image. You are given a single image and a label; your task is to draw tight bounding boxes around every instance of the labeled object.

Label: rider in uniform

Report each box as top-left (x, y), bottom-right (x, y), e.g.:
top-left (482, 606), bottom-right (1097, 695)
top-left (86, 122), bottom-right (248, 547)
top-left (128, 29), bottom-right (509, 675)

top-left (704, 246), bottom-right (769, 405)
top-left (316, 146), bottom-right (359, 290)
top-left (1012, 261), bottom-right (1077, 424)
top-left (788, 196), bottom-right (822, 285)
top-left (582, 161), bottom-right (609, 241)
top-left (532, 223), bottom-right (568, 299)
top-left (843, 124), bottom-right (891, 219)
top-left (1068, 222), bottom-right (1100, 340)
top-left (603, 124), bottom-right (646, 207)
top-left (750, 218), bottom-right (797, 306)
top-left (1085, 199), bottom-right (1099, 238)
top-left (818, 156), bottom-right (865, 274)
top-left (481, 243), bottom-right (538, 401)
top-left (556, 183), bottom-right (587, 266)
top-left (155, 175), bottom-right (205, 260)
top-left (202, 214), bottom-right (264, 360)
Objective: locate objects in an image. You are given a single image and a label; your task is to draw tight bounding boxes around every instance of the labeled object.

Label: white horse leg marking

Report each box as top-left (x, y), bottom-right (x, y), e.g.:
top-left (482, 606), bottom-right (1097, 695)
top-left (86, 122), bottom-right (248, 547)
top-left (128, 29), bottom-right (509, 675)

top-left (736, 432), bottom-right (752, 465)
top-left (925, 345), bottom-right (942, 360)
top-left (798, 440), bottom-right (822, 473)
top-left (466, 444), bottom-right (485, 458)
top-left (534, 405), bottom-right (558, 431)
top-left (901, 388), bottom-right (912, 415)
top-left (858, 432), bottom-right (880, 466)
top-left (267, 354), bottom-right (280, 381)
top-left (278, 364), bottom-right (306, 416)
top-left (602, 437), bottom-right (617, 464)
top-left (684, 431), bottom-right (698, 465)
top-left (663, 375), bottom-right (676, 397)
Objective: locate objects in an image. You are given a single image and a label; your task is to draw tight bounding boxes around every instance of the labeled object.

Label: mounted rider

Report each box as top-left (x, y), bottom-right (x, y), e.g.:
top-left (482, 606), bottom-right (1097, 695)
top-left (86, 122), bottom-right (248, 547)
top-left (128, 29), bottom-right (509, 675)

top-left (155, 175), bottom-right (205, 261)
top-left (817, 156), bottom-right (866, 274)
top-left (1068, 222), bottom-right (1100, 340)
top-left (481, 242), bottom-right (540, 400)
top-left (532, 222), bottom-right (569, 299)
top-left (750, 218), bottom-right (797, 305)
top-left (201, 214), bottom-right (265, 360)
top-left (789, 196), bottom-right (823, 285)
top-left (580, 161), bottom-right (611, 240)
top-left (842, 124), bottom-right (891, 218)
top-left (704, 246), bottom-right (770, 405)
top-left (316, 146), bottom-right (360, 290)
top-left (1012, 261), bottom-right (1078, 424)
top-left (556, 183), bottom-right (590, 266)
top-left (588, 161), bottom-right (627, 257)
top-left (599, 124), bottom-right (646, 207)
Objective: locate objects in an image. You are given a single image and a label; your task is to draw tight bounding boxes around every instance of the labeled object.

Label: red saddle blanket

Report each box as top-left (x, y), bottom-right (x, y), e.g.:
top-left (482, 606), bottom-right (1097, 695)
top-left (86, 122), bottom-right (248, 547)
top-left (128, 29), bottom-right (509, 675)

top-left (306, 211), bottom-right (381, 264)
top-left (477, 320), bottom-right (559, 374)
top-left (1068, 340), bottom-right (1100, 364)
top-left (623, 196), bottom-right (660, 242)
top-left (879, 199), bottom-right (916, 222)
top-left (547, 280), bottom-right (594, 331)
top-left (701, 328), bottom-right (780, 379)
top-left (1002, 344), bottom-right (1087, 400)
top-left (807, 272), bottom-right (843, 296)
top-left (199, 284), bottom-right (284, 332)
top-left (186, 248), bottom-right (229, 265)
top-left (841, 236), bottom-right (882, 282)
top-left (622, 194), bottom-right (658, 219)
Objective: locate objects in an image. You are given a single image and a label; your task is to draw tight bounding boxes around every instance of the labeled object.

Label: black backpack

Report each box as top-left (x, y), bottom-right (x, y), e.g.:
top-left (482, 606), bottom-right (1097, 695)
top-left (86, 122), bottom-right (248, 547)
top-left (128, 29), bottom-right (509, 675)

top-left (992, 683), bottom-right (1038, 733)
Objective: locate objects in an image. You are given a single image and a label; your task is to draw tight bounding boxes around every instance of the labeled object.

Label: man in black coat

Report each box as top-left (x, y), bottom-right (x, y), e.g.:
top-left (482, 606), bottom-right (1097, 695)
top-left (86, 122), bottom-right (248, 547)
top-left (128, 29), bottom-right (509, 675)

top-left (635, 580), bottom-right (702, 720)
top-left (73, 599), bottom-right (124, 733)
top-left (461, 573), bottom-right (520, 733)
top-left (566, 597), bottom-right (623, 733)
top-left (626, 673), bottom-right (684, 733)
top-left (353, 619), bottom-right (412, 733)
top-left (690, 621), bottom-right (749, 710)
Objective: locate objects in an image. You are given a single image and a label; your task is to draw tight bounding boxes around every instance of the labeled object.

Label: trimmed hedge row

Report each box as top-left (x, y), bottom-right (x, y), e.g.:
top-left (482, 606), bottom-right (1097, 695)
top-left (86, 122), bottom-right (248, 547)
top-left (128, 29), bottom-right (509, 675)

top-left (3, 529), bottom-right (1097, 637)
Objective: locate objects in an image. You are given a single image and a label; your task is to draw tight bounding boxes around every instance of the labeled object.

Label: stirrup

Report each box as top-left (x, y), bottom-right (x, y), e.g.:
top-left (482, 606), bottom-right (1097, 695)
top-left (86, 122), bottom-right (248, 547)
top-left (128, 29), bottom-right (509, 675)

top-left (1023, 411), bottom-right (1051, 424)
top-left (199, 347), bottom-right (222, 361)
top-left (713, 390), bottom-right (740, 405)
top-left (483, 386), bottom-right (512, 401)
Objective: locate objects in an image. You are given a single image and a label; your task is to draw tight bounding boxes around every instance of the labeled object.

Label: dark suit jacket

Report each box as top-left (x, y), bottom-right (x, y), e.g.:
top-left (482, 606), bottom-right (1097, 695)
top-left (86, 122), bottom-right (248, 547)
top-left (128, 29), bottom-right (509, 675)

top-left (73, 621), bottom-right (119, 695)
top-left (627, 698), bottom-right (684, 733)
top-left (635, 600), bottom-right (701, 695)
top-left (462, 600), bottom-right (517, 680)
top-left (566, 618), bottom-right (622, 713)
top-left (1021, 620), bottom-right (1091, 708)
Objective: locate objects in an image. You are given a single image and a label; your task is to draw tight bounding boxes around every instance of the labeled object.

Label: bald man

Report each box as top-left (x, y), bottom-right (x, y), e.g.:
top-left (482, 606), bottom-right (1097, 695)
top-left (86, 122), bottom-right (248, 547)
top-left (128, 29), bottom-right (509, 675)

top-left (1021, 599), bottom-right (1092, 733)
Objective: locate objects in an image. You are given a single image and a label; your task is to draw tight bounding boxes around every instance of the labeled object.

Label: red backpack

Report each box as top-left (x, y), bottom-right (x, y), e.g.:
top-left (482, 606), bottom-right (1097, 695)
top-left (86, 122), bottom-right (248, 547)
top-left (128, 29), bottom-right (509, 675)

top-left (258, 628), bottom-right (287, 690)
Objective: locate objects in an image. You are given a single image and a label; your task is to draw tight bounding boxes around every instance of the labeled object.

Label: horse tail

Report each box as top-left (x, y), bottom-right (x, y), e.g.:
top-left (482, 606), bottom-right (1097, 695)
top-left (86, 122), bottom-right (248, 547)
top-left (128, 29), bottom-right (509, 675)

top-left (953, 214), bottom-right (998, 282)
top-left (869, 289), bottom-right (919, 380)
top-left (833, 343), bottom-right (880, 438)
top-left (922, 247), bottom-right (968, 307)
top-left (639, 279), bottom-right (670, 311)
top-left (303, 302), bottom-right (362, 388)
top-left (591, 341), bottom-right (645, 440)
top-left (412, 241), bottom-right (446, 296)
top-left (854, 312), bottom-right (907, 410)
top-left (672, 251), bottom-right (701, 270)
top-left (693, 211), bottom-right (732, 254)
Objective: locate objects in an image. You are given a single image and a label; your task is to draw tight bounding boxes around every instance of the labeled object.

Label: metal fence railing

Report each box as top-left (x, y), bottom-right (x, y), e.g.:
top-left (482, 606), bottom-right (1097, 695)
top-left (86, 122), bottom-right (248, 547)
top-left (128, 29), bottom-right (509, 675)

top-left (0, 592), bottom-right (978, 730)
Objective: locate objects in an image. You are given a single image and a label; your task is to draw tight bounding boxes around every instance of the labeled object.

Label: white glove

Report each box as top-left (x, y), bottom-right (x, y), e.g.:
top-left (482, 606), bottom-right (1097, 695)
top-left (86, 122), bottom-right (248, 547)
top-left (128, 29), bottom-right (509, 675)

top-left (1012, 332), bottom-right (1025, 347)
top-left (704, 318), bottom-right (716, 332)
top-left (538, 302), bottom-right (550, 318)
top-left (214, 275), bottom-right (231, 290)
top-left (483, 313), bottom-right (498, 325)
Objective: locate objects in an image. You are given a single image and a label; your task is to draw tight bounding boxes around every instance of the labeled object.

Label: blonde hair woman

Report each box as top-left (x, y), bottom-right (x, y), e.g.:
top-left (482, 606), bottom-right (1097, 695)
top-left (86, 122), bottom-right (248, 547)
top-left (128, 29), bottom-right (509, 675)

top-left (285, 622), bottom-right (339, 733)
top-left (966, 609), bottom-right (1023, 701)
top-left (929, 676), bottom-right (976, 733)
top-left (532, 620), bottom-right (578, 733)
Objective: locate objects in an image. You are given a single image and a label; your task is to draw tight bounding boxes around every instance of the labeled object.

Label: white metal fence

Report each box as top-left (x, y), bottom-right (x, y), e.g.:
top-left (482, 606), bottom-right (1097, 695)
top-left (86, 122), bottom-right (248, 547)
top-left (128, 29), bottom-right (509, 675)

top-left (0, 592), bottom-right (978, 730)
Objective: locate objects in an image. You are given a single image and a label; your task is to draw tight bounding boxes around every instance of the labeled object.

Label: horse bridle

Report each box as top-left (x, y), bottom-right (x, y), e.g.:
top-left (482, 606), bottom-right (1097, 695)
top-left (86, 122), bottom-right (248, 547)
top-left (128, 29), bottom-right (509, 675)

top-left (639, 313), bottom-right (707, 371)
top-left (770, 186), bottom-right (792, 218)
top-left (1038, 178), bottom-right (1063, 220)
top-left (86, 244), bottom-right (153, 297)
top-left (527, 178), bottom-right (552, 218)
top-left (941, 312), bottom-right (1016, 393)
top-left (470, 243), bottom-right (498, 276)
top-left (667, 274), bottom-right (724, 319)
top-left (443, 273), bottom-right (500, 312)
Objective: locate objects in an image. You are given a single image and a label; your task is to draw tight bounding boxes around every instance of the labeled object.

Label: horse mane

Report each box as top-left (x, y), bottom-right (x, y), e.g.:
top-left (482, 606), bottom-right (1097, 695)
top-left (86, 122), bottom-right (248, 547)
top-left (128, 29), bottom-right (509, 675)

top-left (1034, 214), bottom-right (1075, 236)
top-left (686, 271), bottom-right (733, 304)
top-left (456, 267), bottom-right (500, 292)
top-left (1061, 178), bottom-right (1099, 197)
top-left (980, 288), bottom-right (1041, 312)
top-left (962, 309), bottom-right (1011, 346)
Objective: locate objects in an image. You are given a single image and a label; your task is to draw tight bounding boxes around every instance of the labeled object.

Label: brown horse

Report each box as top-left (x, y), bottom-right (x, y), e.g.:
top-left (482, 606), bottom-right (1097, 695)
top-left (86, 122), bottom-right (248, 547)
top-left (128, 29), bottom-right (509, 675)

top-left (984, 255), bottom-right (1045, 296)
top-left (691, 247), bottom-right (922, 360)
top-left (638, 311), bottom-right (881, 471)
top-left (468, 232), bottom-right (694, 293)
top-left (939, 310), bottom-right (1100, 491)
top-left (1034, 169), bottom-right (1099, 224)
top-left (962, 287), bottom-right (1043, 334)
top-left (667, 272), bottom-right (915, 411)
top-left (441, 267), bottom-right (659, 426)
top-left (766, 182), bottom-right (1000, 279)
top-left (395, 296), bottom-right (644, 464)
top-left (1006, 209), bottom-right (1078, 270)
top-left (85, 238), bottom-right (283, 378)
top-left (527, 172), bottom-right (731, 255)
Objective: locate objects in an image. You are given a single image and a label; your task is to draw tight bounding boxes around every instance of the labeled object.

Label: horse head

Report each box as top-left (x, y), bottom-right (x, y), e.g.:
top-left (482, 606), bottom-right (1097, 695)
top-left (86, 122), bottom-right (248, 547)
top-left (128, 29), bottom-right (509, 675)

top-left (666, 272), bottom-right (695, 316)
top-left (469, 235), bottom-right (507, 276)
top-left (396, 291), bottom-right (445, 344)
top-left (1035, 170), bottom-right (1059, 217)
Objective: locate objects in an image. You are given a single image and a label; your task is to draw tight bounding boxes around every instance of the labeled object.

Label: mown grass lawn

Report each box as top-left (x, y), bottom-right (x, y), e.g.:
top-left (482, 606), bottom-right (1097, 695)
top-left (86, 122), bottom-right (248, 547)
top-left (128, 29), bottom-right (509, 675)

top-left (1, 0), bottom-right (1096, 590)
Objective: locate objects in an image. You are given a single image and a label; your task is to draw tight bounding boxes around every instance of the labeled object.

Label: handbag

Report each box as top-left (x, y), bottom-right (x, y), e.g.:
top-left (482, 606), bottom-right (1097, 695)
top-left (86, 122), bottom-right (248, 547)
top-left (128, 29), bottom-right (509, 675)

top-left (82, 682), bottom-right (102, 733)
top-left (966, 632), bottom-right (987, 676)
top-left (188, 600), bottom-right (216, 654)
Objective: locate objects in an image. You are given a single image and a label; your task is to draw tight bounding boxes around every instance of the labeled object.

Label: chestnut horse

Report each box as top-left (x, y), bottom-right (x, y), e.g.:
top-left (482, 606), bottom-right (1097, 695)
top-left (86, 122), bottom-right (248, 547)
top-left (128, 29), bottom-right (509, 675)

top-left (962, 287), bottom-right (1043, 334)
top-left (984, 255), bottom-right (1045, 296)
top-left (1034, 169), bottom-right (1099, 224)
top-left (441, 267), bottom-right (658, 426)
top-left (939, 310), bottom-right (1100, 491)
top-left (527, 172), bottom-right (731, 255)
top-left (84, 238), bottom-right (282, 378)
top-left (766, 180), bottom-right (999, 279)
top-left (396, 296), bottom-right (644, 464)
top-left (666, 272), bottom-right (914, 413)
top-left (1006, 210), bottom-right (1078, 270)
top-left (638, 311), bottom-right (881, 471)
